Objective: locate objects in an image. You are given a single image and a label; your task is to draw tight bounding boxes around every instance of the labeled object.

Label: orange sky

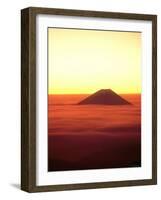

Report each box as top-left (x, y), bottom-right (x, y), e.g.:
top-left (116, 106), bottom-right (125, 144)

top-left (48, 28), bottom-right (141, 94)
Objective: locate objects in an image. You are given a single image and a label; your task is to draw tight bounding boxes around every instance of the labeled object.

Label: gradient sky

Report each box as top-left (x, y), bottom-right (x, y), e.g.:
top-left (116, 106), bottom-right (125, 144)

top-left (48, 28), bottom-right (141, 94)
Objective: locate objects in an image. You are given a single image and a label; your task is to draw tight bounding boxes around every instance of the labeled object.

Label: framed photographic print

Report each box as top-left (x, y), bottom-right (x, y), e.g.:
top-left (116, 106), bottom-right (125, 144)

top-left (21, 7), bottom-right (157, 192)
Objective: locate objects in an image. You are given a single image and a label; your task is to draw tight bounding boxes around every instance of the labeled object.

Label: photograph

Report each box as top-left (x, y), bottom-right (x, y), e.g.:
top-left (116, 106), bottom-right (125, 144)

top-left (48, 28), bottom-right (141, 171)
top-left (21, 7), bottom-right (157, 192)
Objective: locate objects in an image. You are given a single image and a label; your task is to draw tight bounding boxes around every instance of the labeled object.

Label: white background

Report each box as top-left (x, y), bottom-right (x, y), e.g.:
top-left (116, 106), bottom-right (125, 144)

top-left (0, 0), bottom-right (160, 199)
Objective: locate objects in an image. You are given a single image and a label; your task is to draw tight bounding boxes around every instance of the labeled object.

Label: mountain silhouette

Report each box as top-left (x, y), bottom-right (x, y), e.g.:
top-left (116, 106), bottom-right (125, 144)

top-left (78, 89), bottom-right (131, 105)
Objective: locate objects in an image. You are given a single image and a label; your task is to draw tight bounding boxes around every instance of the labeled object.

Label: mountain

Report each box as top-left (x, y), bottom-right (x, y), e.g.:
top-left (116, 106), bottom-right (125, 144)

top-left (78, 89), bottom-right (131, 105)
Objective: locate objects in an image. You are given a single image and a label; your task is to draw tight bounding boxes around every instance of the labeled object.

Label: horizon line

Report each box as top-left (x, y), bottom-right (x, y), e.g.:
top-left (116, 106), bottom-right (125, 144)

top-left (48, 93), bottom-right (141, 95)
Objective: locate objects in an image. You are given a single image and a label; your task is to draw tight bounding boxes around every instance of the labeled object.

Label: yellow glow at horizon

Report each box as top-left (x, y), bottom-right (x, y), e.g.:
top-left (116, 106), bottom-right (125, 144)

top-left (48, 28), bottom-right (141, 94)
